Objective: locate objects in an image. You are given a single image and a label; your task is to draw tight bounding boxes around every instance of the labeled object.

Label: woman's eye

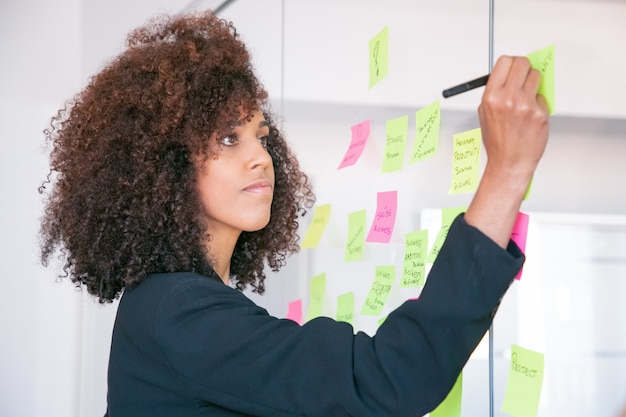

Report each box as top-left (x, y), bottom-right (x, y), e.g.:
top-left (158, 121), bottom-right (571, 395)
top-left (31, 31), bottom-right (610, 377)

top-left (258, 135), bottom-right (270, 149)
top-left (220, 135), bottom-right (238, 146)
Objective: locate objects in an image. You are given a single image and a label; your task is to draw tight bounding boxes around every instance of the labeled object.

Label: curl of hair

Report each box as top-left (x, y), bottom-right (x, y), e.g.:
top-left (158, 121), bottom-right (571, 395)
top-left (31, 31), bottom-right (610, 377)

top-left (39, 11), bottom-right (315, 302)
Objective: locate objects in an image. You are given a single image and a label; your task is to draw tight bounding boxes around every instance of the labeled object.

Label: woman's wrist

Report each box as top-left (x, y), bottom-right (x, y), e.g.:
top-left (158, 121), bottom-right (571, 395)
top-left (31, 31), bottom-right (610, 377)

top-left (464, 163), bottom-right (532, 248)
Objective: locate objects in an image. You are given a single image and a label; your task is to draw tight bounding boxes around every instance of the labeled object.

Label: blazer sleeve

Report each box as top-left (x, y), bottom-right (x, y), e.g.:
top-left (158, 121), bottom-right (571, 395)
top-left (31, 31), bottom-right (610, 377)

top-left (153, 214), bottom-right (524, 417)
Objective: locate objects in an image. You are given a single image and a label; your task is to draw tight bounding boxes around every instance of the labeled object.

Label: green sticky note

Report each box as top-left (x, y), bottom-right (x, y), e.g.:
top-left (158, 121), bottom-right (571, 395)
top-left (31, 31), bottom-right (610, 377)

top-left (301, 204), bottom-right (332, 248)
top-left (361, 265), bottom-right (395, 316)
top-left (306, 273), bottom-right (327, 322)
top-left (426, 207), bottom-right (466, 264)
top-left (449, 128), bottom-right (482, 194)
top-left (401, 230), bottom-right (428, 287)
top-left (336, 292), bottom-right (355, 326)
top-left (369, 26), bottom-right (388, 89)
top-left (431, 372), bottom-right (463, 417)
top-left (501, 345), bottom-right (545, 417)
top-left (527, 44), bottom-right (556, 115)
top-left (409, 100), bottom-right (441, 164)
top-left (344, 210), bottom-right (366, 262)
top-left (523, 176), bottom-right (533, 201)
top-left (382, 115), bottom-right (408, 173)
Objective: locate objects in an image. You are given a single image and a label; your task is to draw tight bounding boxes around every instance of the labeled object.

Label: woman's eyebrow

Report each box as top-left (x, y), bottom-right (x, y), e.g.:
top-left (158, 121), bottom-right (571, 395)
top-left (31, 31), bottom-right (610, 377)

top-left (231, 120), bottom-right (269, 128)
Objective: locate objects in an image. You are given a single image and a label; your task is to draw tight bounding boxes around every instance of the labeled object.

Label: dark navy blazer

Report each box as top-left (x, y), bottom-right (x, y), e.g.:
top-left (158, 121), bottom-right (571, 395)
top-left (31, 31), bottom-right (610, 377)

top-left (105, 215), bottom-right (523, 417)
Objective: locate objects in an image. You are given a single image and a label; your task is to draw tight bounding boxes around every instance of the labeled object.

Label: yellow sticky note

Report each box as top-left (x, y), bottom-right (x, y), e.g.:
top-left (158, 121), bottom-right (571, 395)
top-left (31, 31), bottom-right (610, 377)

top-left (501, 345), bottom-right (545, 417)
top-left (344, 210), bottom-right (366, 262)
top-left (369, 26), bottom-right (388, 89)
top-left (382, 115), bottom-right (408, 173)
top-left (431, 372), bottom-right (463, 417)
top-left (336, 292), bottom-right (355, 326)
top-left (449, 128), bottom-right (481, 194)
top-left (361, 265), bottom-right (395, 316)
top-left (301, 204), bottom-right (332, 248)
top-left (306, 273), bottom-right (327, 322)
top-left (401, 230), bottom-right (428, 287)
top-left (426, 207), bottom-right (466, 264)
top-left (523, 176), bottom-right (533, 201)
top-left (527, 44), bottom-right (556, 115)
top-left (409, 100), bottom-right (441, 164)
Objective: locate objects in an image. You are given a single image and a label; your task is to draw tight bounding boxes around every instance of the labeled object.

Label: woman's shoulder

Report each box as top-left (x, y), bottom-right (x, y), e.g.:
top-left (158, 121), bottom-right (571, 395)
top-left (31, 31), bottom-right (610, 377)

top-left (120, 271), bottom-right (256, 314)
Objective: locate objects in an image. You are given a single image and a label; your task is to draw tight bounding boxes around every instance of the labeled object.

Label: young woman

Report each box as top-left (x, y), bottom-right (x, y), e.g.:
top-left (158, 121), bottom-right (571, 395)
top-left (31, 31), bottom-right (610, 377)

top-left (39, 10), bottom-right (549, 417)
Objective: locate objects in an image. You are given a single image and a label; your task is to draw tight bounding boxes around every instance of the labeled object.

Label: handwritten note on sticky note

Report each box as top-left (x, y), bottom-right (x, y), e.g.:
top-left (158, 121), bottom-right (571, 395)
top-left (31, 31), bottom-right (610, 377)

top-left (301, 204), bottom-right (331, 249)
top-left (306, 273), bottom-right (327, 322)
top-left (344, 210), bottom-right (367, 262)
top-left (382, 115), bottom-right (408, 173)
top-left (449, 128), bottom-right (481, 194)
top-left (527, 44), bottom-right (556, 115)
top-left (286, 299), bottom-right (303, 325)
top-left (366, 191), bottom-right (398, 243)
top-left (426, 207), bottom-right (466, 263)
top-left (369, 26), bottom-right (388, 89)
top-left (431, 372), bottom-right (463, 417)
top-left (401, 230), bottom-right (428, 287)
top-left (361, 265), bottom-right (395, 316)
top-left (338, 120), bottom-right (370, 169)
top-left (501, 345), bottom-right (545, 417)
top-left (409, 100), bottom-right (441, 164)
top-left (336, 292), bottom-right (355, 326)
top-left (511, 212), bottom-right (530, 280)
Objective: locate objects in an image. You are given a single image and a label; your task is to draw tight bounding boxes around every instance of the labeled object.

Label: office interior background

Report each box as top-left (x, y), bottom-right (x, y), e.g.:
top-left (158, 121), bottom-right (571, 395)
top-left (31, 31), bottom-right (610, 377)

top-left (1, 0), bottom-right (625, 416)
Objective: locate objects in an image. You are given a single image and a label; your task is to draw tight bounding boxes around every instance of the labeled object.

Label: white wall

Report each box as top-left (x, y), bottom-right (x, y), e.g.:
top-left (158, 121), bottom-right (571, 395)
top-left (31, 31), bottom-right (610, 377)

top-left (1, 2), bottom-right (83, 416)
top-left (0, 1), bottom-right (189, 416)
top-left (1, 0), bottom-right (625, 416)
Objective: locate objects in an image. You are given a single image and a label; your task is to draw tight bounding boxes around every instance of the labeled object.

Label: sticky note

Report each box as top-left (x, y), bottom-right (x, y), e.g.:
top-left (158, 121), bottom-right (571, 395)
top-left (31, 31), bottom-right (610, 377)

top-left (366, 191), bottom-right (398, 243)
top-left (361, 266), bottom-right (395, 316)
top-left (381, 115), bottom-right (408, 173)
top-left (511, 212), bottom-right (529, 280)
top-left (527, 44), bottom-right (556, 115)
top-left (344, 210), bottom-right (367, 262)
top-left (523, 176), bottom-right (533, 201)
top-left (409, 100), bottom-right (441, 163)
top-left (338, 120), bottom-right (370, 169)
top-left (430, 372), bottom-right (463, 417)
top-left (336, 292), bottom-right (355, 326)
top-left (369, 26), bottom-right (388, 89)
top-left (426, 207), bottom-right (466, 263)
top-left (286, 299), bottom-right (303, 325)
top-left (449, 128), bottom-right (481, 194)
top-left (306, 273), bottom-right (327, 322)
top-left (501, 345), bottom-right (545, 417)
top-left (301, 204), bottom-right (332, 248)
top-left (401, 230), bottom-right (428, 287)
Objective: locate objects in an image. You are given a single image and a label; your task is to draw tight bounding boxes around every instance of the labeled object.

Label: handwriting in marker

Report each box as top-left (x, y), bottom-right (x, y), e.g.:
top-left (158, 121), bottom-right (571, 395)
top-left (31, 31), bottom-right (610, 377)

top-left (366, 191), bottom-right (398, 243)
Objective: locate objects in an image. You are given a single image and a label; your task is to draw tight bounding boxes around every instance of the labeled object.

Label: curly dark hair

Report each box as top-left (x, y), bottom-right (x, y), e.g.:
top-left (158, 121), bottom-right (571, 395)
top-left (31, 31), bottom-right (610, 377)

top-left (39, 10), bottom-right (315, 303)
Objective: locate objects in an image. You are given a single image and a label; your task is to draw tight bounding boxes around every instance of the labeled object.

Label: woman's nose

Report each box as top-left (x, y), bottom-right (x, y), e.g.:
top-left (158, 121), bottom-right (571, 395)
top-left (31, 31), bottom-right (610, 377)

top-left (246, 137), bottom-right (272, 169)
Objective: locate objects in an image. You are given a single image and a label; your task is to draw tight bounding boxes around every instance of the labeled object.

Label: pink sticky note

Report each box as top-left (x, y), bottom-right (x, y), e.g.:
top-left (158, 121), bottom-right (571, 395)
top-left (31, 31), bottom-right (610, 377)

top-left (286, 299), bottom-right (303, 325)
top-left (366, 191), bottom-right (398, 243)
top-left (511, 212), bottom-right (529, 280)
top-left (337, 120), bottom-right (370, 169)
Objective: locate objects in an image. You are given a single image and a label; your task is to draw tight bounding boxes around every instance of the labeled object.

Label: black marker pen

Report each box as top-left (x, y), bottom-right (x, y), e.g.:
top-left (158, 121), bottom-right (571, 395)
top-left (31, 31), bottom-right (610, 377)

top-left (442, 74), bottom-right (490, 98)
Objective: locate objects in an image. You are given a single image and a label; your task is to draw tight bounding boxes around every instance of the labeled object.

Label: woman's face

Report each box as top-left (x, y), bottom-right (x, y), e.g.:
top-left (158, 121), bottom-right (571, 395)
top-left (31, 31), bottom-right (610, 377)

top-left (196, 110), bottom-right (274, 242)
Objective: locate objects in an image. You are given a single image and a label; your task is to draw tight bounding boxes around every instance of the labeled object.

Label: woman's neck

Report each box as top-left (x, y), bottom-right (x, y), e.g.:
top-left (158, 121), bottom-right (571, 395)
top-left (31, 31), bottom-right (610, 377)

top-left (204, 228), bottom-right (240, 285)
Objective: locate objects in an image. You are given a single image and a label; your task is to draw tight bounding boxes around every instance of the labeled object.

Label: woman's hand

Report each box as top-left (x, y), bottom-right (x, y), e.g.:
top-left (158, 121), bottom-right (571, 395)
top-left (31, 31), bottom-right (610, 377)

top-left (465, 55), bottom-right (550, 248)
